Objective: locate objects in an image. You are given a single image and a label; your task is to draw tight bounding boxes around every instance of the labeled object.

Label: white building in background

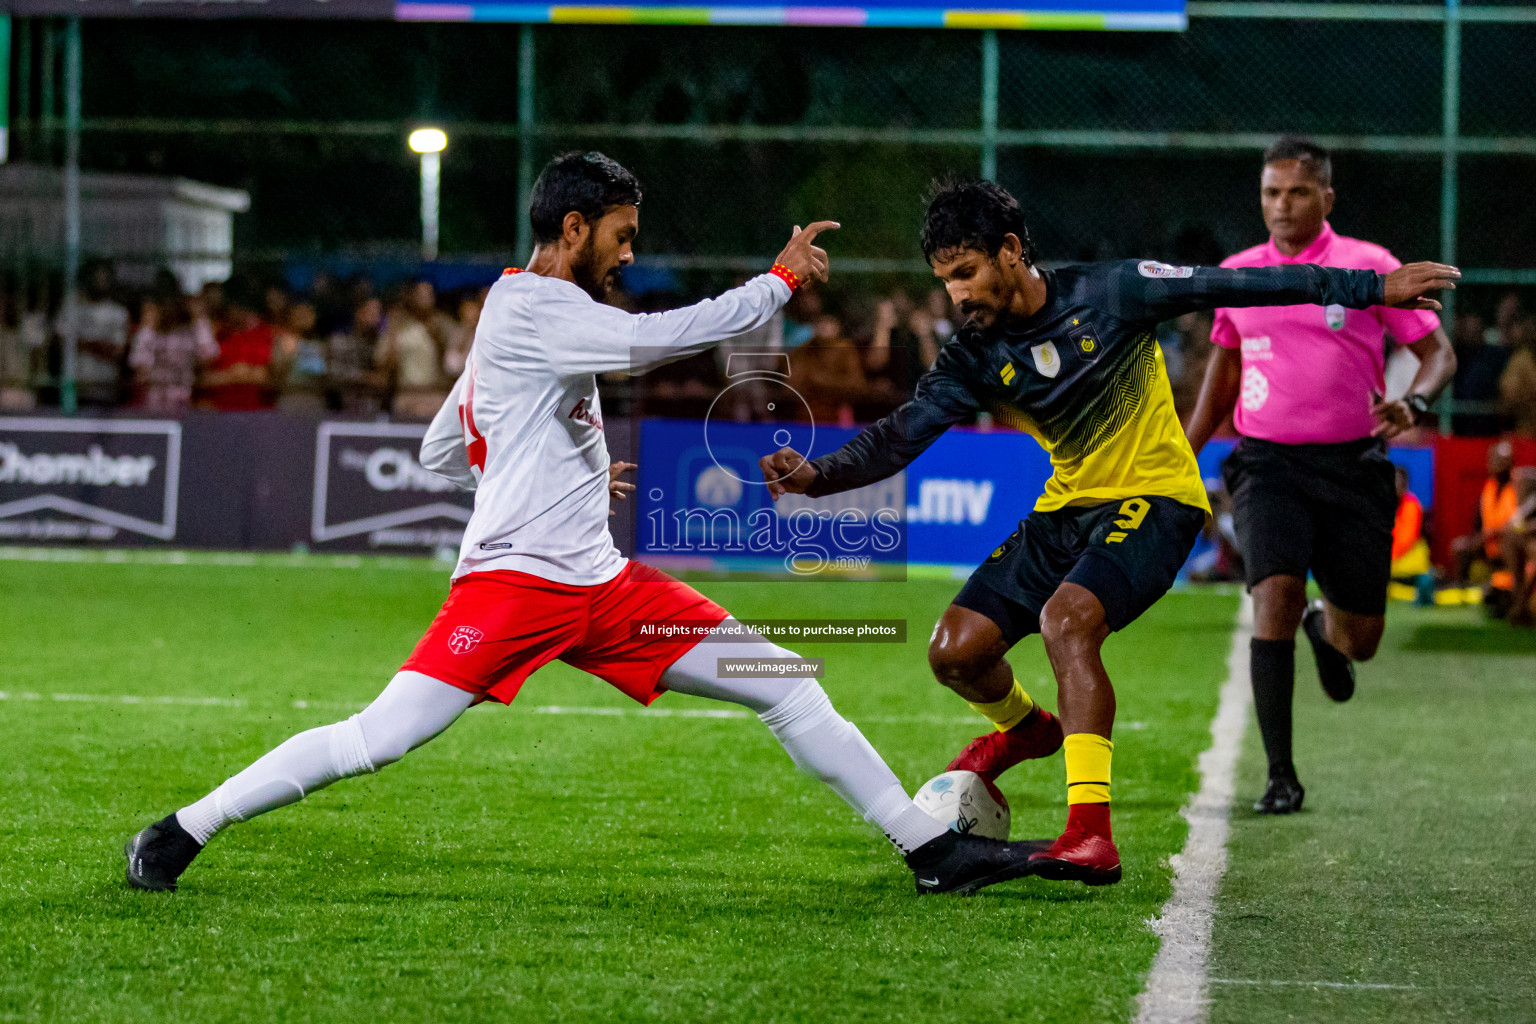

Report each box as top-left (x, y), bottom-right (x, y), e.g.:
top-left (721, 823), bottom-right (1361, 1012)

top-left (0, 164), bottom-right (250, 292)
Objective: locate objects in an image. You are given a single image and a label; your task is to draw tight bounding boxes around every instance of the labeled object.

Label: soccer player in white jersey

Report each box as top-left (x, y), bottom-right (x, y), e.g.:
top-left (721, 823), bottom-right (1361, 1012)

top-left (125, 152), bottom-right (1049, 897)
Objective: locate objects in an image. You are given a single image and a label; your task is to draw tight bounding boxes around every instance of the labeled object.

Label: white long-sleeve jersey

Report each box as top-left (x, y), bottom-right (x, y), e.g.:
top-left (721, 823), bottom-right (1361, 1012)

top-left (420, 269), bottom-right (792, 585)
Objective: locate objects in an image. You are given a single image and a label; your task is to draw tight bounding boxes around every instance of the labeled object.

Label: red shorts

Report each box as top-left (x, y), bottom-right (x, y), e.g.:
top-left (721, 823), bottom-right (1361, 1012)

top-left (401, 561), bottom-right (729, 706)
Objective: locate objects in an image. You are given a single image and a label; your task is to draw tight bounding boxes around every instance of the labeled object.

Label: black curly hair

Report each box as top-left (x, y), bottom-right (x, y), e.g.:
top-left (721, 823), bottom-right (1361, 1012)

top-left (920, 176), bottom-right (1040, 267)
top-left (529, 151), bottom-right (644, 245)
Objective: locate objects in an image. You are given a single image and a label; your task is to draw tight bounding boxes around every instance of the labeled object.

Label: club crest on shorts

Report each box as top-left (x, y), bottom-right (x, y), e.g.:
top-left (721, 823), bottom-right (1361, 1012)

top-left (447, 626), bottom-right (484, 655)
top-left (1325, 304), bottom-right (1347, 330)
top-left (1031, 341), bottom-right (1062, 378)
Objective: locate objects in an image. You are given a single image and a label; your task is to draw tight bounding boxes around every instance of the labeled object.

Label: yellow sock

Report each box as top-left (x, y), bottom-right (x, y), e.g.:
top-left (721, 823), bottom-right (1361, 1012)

top-left (968, 678), bottom-right (1035, 732)
top-left (1064, 733), bottom-right (1113, 804)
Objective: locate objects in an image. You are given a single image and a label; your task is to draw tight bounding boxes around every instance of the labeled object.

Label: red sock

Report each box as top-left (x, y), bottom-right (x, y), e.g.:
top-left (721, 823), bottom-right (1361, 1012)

top-left (1066, 802), bottom-right (1112, 841)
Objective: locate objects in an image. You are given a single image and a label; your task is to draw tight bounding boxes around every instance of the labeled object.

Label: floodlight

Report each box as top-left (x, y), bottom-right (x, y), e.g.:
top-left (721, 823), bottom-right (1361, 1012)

top-left (409, 128), bottom-right (448, 154)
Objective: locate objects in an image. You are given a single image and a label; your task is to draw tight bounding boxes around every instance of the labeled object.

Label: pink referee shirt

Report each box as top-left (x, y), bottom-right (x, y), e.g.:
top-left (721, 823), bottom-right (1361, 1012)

top-left (1211, 221), bottom-right (1441, 444)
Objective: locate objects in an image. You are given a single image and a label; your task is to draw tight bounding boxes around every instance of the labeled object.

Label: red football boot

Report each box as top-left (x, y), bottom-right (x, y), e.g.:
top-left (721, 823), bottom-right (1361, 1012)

top-left (946, 707), bottom-right (1065, 783)
top-left (1027, 803), bottom-right (1121, 886)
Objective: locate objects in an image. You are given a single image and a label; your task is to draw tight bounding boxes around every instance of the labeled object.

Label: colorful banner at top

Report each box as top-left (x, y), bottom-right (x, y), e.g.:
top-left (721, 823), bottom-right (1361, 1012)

top-left (1, 0), bottom-right (1183, 25)
top-left (394, 0), bottom-right (1185, 28)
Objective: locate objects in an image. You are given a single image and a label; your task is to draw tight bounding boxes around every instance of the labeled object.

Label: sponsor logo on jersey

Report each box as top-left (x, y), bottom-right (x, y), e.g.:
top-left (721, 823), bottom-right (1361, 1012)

top-left (1240, 366), bottom-right (1270, 412)
top-left (1325, 304), bottom-right (1347, 330)
top-left (1030, 341), bottom-right (1061, 378)
top-left (448, 625), bottom-right (484, 655)
top-left (1137, 260), bottom-right (1195, 279)
top-left (568, 397), bottom-right (604, 430)
top-left (999, 361), bottom-right (1016, 385)
top-left (1240, 335), bottom-right (1274, 361)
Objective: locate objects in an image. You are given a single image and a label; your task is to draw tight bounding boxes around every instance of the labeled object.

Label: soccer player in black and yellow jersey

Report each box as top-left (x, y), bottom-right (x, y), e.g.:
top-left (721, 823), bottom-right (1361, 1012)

top-left (760, 178), bottom-right (1457, 886)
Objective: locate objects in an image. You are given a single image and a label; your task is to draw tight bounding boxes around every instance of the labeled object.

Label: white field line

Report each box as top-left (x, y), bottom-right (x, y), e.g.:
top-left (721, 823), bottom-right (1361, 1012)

top-left (1134, 594), bottom-right (1253, 1024)
top-left (0, 690), bottom-right (247, 707)
top-left (2, 689), bottom-right (1129, 731)
top-left (1208, 979), bottom-right (1418, 991)
top-left (0, 546), bottom-right (449, 571)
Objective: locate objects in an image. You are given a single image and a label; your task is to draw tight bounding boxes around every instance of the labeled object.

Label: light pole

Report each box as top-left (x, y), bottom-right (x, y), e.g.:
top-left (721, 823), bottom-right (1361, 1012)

top-left (409, 127), bottom-right (447, 262)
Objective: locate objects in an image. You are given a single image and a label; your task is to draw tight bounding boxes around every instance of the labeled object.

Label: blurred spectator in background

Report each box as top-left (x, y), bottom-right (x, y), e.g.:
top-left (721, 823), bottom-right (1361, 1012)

top-left (272, 300), bottom-right (329, 415)
top-left (128, 283), bottom-right (219, 414)
top-left (54, 260), bottom-right (130, 408)
top-left (714, 275), bottom-right (785, 423)
top-left (1451, 439), bottom-right (1519, 590)
top-left (310, 270), bottom-right (351, 338)
top-left (789, 313), bottom-right (866, 426)
top-left (1452, 295), bottom-right (1516, 435)
top-left (263, 284), bottom-right (291, 331)
top-left (1165, 310), bottom-right (1216, 422)
top-left (1183, 487), bottom-right (1243, 584)
top-left (1389, 464), bottom-right (1432, 594)
top-left (1503, 467), bottom-right (1536, 625)
top-left (376, 278), bottom-right (454, 420)
top-left (782, 289), bottom-right (821, 350)
top-left (200, 288), bottom-right (275, 411)
top-left (199, 280), bottom-right (230, 338)
top-left (924, 288), bottom-right (955, 347)
top-left (0, 290), bottom-right (41, 411)
top-left (1497, 311), bottom-right (1536, 436)
top-left (443, 289), bottom-right (484, 379)
top-left (866, 289), bottom-right (939, 401)
top-left (327, 296), bottom-right (388, 414)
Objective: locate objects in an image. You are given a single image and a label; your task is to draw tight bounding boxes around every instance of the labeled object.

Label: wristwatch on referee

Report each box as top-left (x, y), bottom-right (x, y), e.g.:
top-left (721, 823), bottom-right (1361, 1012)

top-left (1404, 393), bottom-right (1433, 424)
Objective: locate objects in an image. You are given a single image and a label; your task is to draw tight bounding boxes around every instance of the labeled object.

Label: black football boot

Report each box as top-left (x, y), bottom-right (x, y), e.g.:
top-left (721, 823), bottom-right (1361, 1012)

top-left (905, 830), bottom-right (1051, 896)
top-left (124, 814), bottom-right (203, 891)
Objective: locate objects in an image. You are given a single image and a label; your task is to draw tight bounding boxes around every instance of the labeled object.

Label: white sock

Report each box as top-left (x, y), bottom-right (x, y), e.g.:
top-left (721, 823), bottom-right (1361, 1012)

top-left (176, 671), bottom-right (472, 846)
top-left (758, 679), bottom-right (946, 856)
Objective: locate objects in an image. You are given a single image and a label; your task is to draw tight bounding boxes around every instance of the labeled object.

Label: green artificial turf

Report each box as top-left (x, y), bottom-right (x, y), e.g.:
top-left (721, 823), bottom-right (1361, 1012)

top-left (1208, 604), bottom-right (1536, 1024)
top-left (0, 558), bottom-right (1238, 1024)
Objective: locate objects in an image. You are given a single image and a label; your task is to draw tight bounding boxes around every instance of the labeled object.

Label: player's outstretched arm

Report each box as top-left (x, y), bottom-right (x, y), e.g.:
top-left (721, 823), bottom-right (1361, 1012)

top-left (1101, 259), bottom-right (1459, 324)
top-left (759, 358), bottom-right (980, 500)
top-left (419, 372), bottom-right (477, 491)
top-left (542, 222), bottom-right (839, 377)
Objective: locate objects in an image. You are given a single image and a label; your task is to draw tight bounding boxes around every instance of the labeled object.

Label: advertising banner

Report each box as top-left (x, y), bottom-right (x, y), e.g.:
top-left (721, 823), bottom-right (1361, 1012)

top-left (637, 418), bottom-right (1437, 573)
top-left (636, 418), bottom-right (906, 577)
top-left (0, 0), bottom-right (394, 18)
top-left (0, 0), bottom-right (1183, 25)
top-left (310, 422), bottom-right (474, 554)
top-left (0, 417), bottom-right (180, 543)
top-left (394, 0), bottom-right (1185, 30)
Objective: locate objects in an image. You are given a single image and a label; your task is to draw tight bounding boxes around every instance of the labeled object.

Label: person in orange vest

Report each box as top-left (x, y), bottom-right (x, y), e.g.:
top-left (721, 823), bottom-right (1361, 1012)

top-left (1451, 440), bottom-right (1519, 591)
top-left (1504, 469), bottom-right (1536, 625)
top-left (1390, 465), bottom-right (1431, 580)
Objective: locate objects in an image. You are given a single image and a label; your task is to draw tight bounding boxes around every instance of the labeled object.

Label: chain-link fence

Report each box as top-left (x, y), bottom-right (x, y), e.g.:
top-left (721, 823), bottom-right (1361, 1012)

top-left (2, 6), bottom-right (1533, 424)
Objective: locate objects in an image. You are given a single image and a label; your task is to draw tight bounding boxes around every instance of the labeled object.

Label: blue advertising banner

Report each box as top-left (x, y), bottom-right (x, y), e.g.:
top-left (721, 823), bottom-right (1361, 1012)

top-left (637, 418), bottom-right (1434, 574)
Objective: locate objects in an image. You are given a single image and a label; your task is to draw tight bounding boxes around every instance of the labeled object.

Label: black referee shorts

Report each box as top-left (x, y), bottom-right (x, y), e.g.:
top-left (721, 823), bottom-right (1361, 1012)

top-left (953, 495), bottom-right (1206, 647)
top-left (1221, 436), bottom-right (1397, 617)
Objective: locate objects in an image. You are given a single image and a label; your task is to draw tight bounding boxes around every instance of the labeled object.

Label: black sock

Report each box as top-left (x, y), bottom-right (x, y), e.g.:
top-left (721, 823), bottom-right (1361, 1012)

top-left (1250, 637), bottom-right (1296, 778)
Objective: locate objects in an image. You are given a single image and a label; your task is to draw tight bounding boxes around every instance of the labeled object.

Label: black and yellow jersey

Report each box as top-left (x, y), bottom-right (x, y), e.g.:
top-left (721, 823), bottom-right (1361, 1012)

top-left (803, 259), bottom-right (1386, 515)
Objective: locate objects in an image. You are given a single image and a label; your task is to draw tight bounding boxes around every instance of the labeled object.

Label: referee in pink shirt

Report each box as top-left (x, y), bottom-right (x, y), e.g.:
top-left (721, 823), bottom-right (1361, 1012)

top-left (1186, 137), bottom-right (1457, 814)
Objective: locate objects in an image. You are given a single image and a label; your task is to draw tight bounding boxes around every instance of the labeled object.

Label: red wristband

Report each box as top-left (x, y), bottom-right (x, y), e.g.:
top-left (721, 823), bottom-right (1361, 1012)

top-left (769, 263), bottom-right (801, 292)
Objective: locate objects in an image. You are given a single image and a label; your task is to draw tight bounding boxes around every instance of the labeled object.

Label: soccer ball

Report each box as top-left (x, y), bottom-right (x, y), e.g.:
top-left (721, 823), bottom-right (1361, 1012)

top-left (913, 770), bottom-right (1010, 840)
